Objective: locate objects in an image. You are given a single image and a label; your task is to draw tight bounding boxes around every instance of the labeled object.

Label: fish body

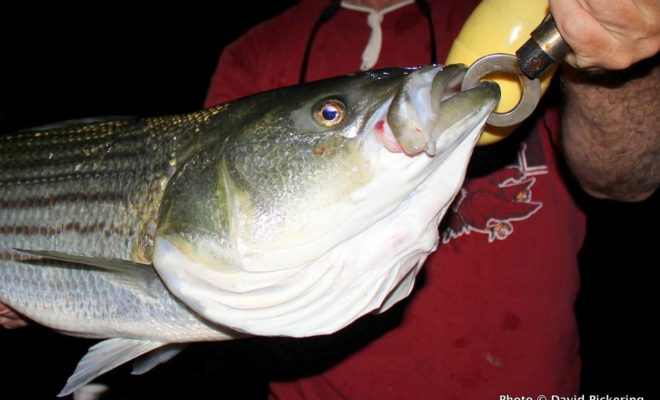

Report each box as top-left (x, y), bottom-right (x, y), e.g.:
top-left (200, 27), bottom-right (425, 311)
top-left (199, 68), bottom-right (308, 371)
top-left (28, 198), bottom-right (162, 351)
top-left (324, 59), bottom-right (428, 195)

top-left (0, 111), bottom-right (237, 395)
top-left (0, 112), bottom-right (234, 342)
top-left (0, 65), bottom-right (499, 395)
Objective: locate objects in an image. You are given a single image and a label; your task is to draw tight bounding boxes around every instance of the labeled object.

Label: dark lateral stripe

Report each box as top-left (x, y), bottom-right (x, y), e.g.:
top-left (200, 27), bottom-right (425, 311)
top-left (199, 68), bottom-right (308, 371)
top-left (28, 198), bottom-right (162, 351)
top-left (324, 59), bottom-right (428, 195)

top-left (0, 221), bottom-right (126, 238)
top-left (0, 251), bottom-right (22, 261)
top-left (0, 251), bottom-right (43, 262)
top-left (0, 128), bottom-right (148, 169)
top-left (0, 167), bottom-right (145, 187)
top-left (0, 140), bottom-right (147, 172)
top-left (0, 192), bottom-right (127, 209)
top-left (0, 119), bottom-right (137, 145)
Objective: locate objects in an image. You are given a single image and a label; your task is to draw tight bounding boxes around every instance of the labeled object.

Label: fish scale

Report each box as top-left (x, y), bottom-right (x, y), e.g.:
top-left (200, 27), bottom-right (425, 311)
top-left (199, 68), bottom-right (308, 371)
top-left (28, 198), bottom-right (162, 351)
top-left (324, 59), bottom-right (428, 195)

top-left (0, 108), bottom-right (233, 342)
top-left (0, 111), bottom-right (217, 258)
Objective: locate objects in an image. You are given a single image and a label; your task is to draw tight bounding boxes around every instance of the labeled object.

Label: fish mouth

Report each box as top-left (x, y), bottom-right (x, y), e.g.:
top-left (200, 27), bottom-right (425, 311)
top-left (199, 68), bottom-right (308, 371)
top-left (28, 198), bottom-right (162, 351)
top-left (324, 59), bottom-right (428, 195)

top-left (381, 65), bottom-right (500, 156)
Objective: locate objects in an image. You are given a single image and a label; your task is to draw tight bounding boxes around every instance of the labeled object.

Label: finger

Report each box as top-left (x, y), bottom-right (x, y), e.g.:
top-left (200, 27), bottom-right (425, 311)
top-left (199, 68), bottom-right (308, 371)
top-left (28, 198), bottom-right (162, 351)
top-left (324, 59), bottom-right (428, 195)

top-left (0, 304), bottom-right (28, 329)
top-left (0, 316), bottom-right (29, 329)
top-left (550, 0), bottom-right (660, 70)
top-left (549, 0), bottom-right (623, 69)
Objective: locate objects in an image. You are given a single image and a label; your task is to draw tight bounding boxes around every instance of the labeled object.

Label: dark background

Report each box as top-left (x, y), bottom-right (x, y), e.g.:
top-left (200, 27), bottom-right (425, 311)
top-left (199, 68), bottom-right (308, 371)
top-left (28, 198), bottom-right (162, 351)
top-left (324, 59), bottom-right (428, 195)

top-left (0, 4), bottom-right (655, 399)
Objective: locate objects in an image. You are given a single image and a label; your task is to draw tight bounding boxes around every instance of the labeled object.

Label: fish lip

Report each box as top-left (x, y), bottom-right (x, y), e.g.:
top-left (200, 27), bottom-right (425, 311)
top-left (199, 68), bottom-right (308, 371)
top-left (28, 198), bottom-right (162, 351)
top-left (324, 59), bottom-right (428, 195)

top-left (384, 65), bottom-right (498, 156)
top-left (431, 64), bottom-right (467, 104)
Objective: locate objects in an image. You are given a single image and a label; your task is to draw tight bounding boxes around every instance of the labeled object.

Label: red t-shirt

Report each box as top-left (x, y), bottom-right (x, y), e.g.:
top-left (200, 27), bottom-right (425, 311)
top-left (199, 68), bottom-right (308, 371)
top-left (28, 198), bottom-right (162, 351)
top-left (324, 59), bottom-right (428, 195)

top-left (205, 1), bottom-right (585, 398)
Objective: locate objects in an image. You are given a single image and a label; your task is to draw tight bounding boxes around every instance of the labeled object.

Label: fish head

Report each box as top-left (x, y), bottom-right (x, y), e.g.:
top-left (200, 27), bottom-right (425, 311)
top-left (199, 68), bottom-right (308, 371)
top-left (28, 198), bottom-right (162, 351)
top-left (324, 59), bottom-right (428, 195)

top-left (153, 65), bottom-right (499, 336)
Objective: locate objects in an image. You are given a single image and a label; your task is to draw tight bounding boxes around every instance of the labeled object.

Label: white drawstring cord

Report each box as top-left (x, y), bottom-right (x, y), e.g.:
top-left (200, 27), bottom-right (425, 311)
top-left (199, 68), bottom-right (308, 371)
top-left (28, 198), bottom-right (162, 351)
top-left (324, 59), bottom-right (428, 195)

top-left (340, 0), bottom-right (415, 70)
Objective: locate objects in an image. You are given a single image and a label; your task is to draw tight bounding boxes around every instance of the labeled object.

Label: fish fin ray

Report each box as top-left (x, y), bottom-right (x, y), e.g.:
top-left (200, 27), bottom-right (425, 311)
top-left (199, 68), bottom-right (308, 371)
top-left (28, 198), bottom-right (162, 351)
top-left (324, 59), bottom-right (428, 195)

top-left (131, 343), bottom-right (188, 375)
top-left (14, 249), bottom-right (160, 297)
top-left (13, 249), bottom-right (151, 272)
top-left (58, 338), bottom-right (167, 397)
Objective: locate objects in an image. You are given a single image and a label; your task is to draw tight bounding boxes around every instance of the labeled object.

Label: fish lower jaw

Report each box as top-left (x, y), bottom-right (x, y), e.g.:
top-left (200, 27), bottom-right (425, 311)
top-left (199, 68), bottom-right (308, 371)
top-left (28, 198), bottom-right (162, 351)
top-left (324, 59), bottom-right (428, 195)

top-left (152, 218), bottom-right (435, 339)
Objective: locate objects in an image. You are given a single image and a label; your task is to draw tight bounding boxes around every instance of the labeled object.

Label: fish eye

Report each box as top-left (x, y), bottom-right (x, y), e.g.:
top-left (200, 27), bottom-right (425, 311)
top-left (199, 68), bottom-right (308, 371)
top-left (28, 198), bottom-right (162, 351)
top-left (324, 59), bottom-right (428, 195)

top-left (313, 99), bottom-right (346, 127)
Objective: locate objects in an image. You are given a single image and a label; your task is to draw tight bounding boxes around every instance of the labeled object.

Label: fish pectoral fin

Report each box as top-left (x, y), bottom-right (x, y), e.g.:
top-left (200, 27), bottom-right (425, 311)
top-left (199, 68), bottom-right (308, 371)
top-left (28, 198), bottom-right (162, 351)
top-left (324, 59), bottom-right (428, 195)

top-left (14, 248), bottom-right (160, 297)
top-left (58, 338), bottom-right (168, 397)
top-left (132, 343), bottom-right (188, 375)
top-left (14, 249), bottom-right (151, 273)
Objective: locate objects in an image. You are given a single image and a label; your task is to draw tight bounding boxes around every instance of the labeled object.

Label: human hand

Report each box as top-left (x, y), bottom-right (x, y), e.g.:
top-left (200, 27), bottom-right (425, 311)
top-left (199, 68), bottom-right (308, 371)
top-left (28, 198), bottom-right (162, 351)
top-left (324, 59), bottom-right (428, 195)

top-left (0, 303), bottom-right (27, 329)
top-left (549, 0), bottom-right (660, 70)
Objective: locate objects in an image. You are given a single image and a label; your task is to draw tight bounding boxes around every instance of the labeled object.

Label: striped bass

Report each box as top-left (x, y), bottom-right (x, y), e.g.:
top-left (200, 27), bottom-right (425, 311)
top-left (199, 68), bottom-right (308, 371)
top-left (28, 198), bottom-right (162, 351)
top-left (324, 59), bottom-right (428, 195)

top-left (0, 65), bottom-right (499, 395)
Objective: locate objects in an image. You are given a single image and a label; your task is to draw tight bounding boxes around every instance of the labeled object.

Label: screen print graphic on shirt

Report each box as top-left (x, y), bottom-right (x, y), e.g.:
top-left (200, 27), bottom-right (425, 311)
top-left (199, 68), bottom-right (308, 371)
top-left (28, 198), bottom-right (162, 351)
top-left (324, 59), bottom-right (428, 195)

top-left (441, 133), bottom-right (548, 243)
